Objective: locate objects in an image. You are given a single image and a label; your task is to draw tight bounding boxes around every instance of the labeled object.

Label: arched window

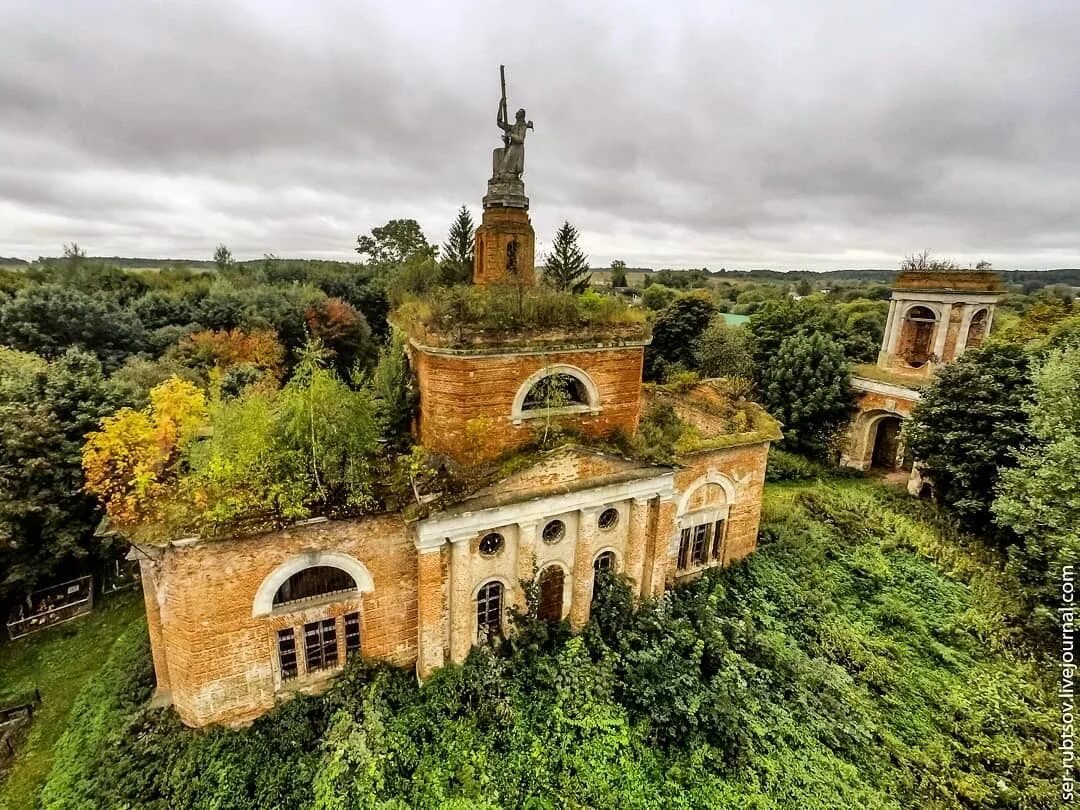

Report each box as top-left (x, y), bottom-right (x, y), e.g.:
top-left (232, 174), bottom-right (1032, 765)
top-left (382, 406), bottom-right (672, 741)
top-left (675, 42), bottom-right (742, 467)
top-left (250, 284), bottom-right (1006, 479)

top-left (900, 305), bottom-right (937, 367)
top-left (593, 551), bottom-right (616, 574)
top-left (476, 580), bottom-right (504, 641)
top-left (538, 565), bottom-right (565, 622)
top-left (273, 566), bottom-right (357, 608)
top-left (511, 365), bottom-right (600, 423)
top-left (522, 373), bottom-right (590, 411)
top-left (966, 309), bottom-right (988, 351)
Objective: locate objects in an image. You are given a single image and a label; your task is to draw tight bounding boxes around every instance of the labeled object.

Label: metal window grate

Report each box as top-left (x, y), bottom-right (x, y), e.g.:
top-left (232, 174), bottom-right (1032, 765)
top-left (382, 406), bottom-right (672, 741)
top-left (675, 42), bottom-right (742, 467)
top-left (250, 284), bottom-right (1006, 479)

top-left (593, 551), bottom-right (616, 574)
top-left (344, 612), bottom-right (361, 659)
top-left (277, 628), bottom-right (298, 682)
top-left (476, 581), bottom-right (504, 641)
top-left (303, 618), bottom-right (338, 674)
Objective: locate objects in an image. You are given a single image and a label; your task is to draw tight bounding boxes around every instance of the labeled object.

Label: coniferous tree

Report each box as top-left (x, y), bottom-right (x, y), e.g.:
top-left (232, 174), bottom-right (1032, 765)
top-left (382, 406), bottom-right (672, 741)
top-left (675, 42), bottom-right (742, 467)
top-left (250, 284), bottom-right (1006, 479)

top-left (543, 221), bottom-right (591, 293)
top-left (610, 259), bottom-right (628, 288)
top-left (440, 206), bottom-right (475, 285)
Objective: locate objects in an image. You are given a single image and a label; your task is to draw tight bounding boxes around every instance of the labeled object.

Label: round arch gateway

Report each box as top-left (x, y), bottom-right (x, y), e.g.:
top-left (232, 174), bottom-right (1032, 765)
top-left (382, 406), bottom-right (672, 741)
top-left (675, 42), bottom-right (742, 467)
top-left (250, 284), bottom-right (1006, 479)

top-left (253, 551), bottom-right (374, 617)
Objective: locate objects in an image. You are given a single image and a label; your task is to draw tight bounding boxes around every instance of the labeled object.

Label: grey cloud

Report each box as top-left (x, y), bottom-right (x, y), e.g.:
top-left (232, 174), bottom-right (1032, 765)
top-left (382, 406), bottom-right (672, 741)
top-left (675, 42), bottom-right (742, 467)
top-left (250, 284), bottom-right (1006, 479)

top-left (0, 0), bottom-right (1078, 269)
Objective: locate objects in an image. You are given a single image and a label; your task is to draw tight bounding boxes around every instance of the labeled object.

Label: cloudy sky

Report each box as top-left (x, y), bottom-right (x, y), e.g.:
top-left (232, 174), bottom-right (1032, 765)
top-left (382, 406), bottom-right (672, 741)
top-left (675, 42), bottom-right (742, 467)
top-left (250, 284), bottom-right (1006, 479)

top-left (1, 1), bottom-right (1078, 270)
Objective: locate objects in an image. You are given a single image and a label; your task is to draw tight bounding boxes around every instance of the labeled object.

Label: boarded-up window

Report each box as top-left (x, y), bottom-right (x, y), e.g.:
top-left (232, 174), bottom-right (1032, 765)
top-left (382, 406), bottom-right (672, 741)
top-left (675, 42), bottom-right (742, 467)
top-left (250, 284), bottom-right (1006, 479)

top-left (712, 520), bottom-right (726, 560)
top-left (538, 566), bottom-right (564, 622)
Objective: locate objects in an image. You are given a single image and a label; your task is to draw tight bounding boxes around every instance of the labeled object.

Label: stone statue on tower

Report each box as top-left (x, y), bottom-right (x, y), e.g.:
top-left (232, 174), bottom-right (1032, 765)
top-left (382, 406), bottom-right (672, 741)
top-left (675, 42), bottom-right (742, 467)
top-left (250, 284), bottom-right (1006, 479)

top-left (484, 65), bottom-right (532, 210)
top-left (493, 64), bottom-right (533, 181)
top-left (474, 65), bottom-right (537, 284)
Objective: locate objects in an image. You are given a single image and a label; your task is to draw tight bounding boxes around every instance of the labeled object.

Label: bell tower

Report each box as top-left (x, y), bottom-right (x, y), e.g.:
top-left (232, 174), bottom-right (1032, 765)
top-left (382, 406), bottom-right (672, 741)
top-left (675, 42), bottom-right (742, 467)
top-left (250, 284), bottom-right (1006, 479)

top-left (473, 65), bottom-right (536, 286)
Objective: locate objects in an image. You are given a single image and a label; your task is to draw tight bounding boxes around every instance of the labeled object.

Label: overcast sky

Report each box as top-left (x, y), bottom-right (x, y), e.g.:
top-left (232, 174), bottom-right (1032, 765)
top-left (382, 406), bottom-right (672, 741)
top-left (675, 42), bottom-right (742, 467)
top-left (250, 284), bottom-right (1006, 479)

top-left (1, 1), bottom-right (1078, 271)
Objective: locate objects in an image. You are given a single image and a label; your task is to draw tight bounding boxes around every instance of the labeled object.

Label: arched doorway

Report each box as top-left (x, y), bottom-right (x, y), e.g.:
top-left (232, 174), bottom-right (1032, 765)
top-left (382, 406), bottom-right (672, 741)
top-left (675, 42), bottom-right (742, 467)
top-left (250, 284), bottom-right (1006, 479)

top-left (871, 416), bottom-right (905, 470)
top-left (899, 306), bottom-right (937, 367)
top-left (966, 309), bottom-right (988, 351)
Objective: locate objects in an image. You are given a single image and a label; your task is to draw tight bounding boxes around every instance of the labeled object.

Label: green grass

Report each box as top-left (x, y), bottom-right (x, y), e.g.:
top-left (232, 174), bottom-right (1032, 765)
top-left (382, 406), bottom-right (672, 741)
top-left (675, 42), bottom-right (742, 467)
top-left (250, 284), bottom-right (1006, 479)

top-left (0, 592), bottom-right (143, 810)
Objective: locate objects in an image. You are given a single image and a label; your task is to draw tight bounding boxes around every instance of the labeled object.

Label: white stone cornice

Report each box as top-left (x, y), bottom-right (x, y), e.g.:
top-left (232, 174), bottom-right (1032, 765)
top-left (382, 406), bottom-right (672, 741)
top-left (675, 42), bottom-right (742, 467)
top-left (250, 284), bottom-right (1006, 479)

top-left (851, 376), bottom-right (923, 400)
top-left (415, 472), bottom-right (675, 550)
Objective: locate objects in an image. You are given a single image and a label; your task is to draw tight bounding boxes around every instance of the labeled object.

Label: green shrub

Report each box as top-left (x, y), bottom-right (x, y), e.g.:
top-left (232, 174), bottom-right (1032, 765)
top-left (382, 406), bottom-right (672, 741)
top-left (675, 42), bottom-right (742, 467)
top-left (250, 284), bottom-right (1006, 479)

top-left (39, 620), bottom-right (155, 809)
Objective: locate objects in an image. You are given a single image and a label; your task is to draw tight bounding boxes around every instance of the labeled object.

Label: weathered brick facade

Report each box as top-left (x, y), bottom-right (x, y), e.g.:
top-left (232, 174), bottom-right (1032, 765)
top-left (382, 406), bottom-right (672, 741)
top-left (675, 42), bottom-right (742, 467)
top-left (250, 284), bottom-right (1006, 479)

top-left (142, 434), bottom-right (775, 728)
top-left (473, 206), bottom-right (536, 285)
top-left (844, 268), bottom-right (1003, 477)
top-left (411, 341), bottom-right (647, 462)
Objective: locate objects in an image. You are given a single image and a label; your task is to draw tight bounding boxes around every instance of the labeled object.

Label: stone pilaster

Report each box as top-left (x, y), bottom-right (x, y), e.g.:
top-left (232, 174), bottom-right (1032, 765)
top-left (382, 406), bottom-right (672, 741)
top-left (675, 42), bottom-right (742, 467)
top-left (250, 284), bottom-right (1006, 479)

top-left (415, 545), bottom-right (446, 678)
top-left (625, 496), bottom-right (652, 599)
top-left (448, 535), bottom-right (474, 665)
top-left (569, 507), bottom-right (600, 631)
top-left (138, 556), bottom-right (172, 695)
top-left (646, 495), bottom-right (678, 597)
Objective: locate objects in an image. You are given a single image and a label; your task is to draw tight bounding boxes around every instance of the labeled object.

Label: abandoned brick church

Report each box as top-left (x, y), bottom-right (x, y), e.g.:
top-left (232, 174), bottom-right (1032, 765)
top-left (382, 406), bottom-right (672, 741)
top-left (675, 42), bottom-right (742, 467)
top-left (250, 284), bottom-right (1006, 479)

top-left (135, 117), bottom-right (781, 728)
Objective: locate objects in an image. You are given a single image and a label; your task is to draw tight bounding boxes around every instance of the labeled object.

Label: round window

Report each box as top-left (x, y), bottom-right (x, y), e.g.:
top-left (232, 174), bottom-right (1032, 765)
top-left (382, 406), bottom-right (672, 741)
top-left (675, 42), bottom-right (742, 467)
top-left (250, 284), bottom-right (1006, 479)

top-left (479, 532), bottom-right (504, 557)
top-left (598, 508), bottom-right (619, 531)
top-left (542, 519), bottom-right (566, 544)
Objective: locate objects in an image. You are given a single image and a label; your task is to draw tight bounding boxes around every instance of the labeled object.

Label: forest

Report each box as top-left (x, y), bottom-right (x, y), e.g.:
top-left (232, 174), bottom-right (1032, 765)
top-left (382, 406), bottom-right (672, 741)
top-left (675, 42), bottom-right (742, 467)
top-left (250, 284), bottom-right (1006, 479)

top-left (0, 220), bottom-right (1076, 807)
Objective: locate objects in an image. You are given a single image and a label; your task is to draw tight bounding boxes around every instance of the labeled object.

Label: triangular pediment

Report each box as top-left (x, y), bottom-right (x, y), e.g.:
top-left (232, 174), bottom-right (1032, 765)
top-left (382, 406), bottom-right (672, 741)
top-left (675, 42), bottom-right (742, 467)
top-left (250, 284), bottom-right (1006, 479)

top-left (444, 444), bottom-right (672, 514)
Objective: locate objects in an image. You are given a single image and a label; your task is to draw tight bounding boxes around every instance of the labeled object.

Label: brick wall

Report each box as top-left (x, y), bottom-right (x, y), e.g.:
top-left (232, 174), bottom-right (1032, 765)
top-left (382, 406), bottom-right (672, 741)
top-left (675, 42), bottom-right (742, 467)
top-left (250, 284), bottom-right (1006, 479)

top-left (413, 345), bottom-right (645, 462)
top-left (672, 442), bottom-right (770, 568)
top-left (150, 514), bottom-right (418, 727)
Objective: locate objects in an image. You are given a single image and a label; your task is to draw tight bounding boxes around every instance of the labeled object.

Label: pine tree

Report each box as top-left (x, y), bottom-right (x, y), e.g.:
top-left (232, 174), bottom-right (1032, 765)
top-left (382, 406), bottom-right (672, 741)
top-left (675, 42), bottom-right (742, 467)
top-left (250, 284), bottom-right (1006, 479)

top-left (440, 206), bottom-right (475, 285)
top-left (543, 221), bottom-right (591, 293)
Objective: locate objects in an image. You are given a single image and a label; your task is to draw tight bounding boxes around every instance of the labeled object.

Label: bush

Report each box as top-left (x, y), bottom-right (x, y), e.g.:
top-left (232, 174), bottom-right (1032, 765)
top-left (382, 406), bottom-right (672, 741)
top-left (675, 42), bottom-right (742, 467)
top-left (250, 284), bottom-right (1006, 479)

top-left (39, 621), bottom-right (155, 809)
top-left (38, 483), bottom-right (1059, 808)
top-left (764, 448), bottom-right (820, 481)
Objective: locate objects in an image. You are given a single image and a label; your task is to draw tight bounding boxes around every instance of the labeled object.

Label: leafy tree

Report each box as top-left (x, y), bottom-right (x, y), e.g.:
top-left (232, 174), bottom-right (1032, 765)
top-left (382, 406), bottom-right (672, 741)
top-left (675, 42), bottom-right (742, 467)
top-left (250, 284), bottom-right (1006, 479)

top-left (385, 255), bottom-right (442, 305)
top-left (440, 205), bottom-right (475, 285)
top-left (609, 259), bottom-right (628, 288)
top-left (645, 293), bottom-right (716, 380)
top-left (760, 332), bottom-right (853, 458)
top-left (994, 347), bottom-right (1080, 632)
top-left (0, 349), bottom-right (126, 599)
top-left (746, 297), bottom-right (846, 374)
top-left (694, 316), bottom-right (754, 379)
top-left (356, 219), bottom-right (436, 266)
top-left (213, 244), bottom-right (234, 271)
top-left (905, 343), bottom-right (1033, 539)
top-left (641, 283), bottom-right (678, 311)
top-left (170, 327), bottom-right (285, 391)
top-left (82, 378), bottom-right (208, 534)
top-left (129, 290), bottom-right (197, 330)
top-left (304, 298), bottom-right (377, 377)
top-left (0, 284), bottom-right (147, 371)
top-left (795, 278), bottom-right (813, 297)
top-left (371, 333), bottom-right (417, 452)
top-left (542, 221), bottom-right (591, 293)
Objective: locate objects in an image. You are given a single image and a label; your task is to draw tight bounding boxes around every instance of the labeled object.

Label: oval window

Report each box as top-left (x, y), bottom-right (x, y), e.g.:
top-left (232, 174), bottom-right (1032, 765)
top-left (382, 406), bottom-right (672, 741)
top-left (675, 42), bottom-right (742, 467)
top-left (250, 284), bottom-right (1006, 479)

top-left (479, 532), bottom-right (505, 557)
top-left (598, 508), bottom-right (619, 531)
top-left (542, 519), bottom-right (566, 544)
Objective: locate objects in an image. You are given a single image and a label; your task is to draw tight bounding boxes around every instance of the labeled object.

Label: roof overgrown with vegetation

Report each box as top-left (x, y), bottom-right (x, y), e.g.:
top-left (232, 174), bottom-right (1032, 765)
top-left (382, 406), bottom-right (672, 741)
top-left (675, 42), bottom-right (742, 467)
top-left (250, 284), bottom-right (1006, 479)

top-left (392, 283), bottom-right (649, 350)
top-left (640, 378), bottom-right (783, 457)
top-left (850, 362), bottom-right (930, 390)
